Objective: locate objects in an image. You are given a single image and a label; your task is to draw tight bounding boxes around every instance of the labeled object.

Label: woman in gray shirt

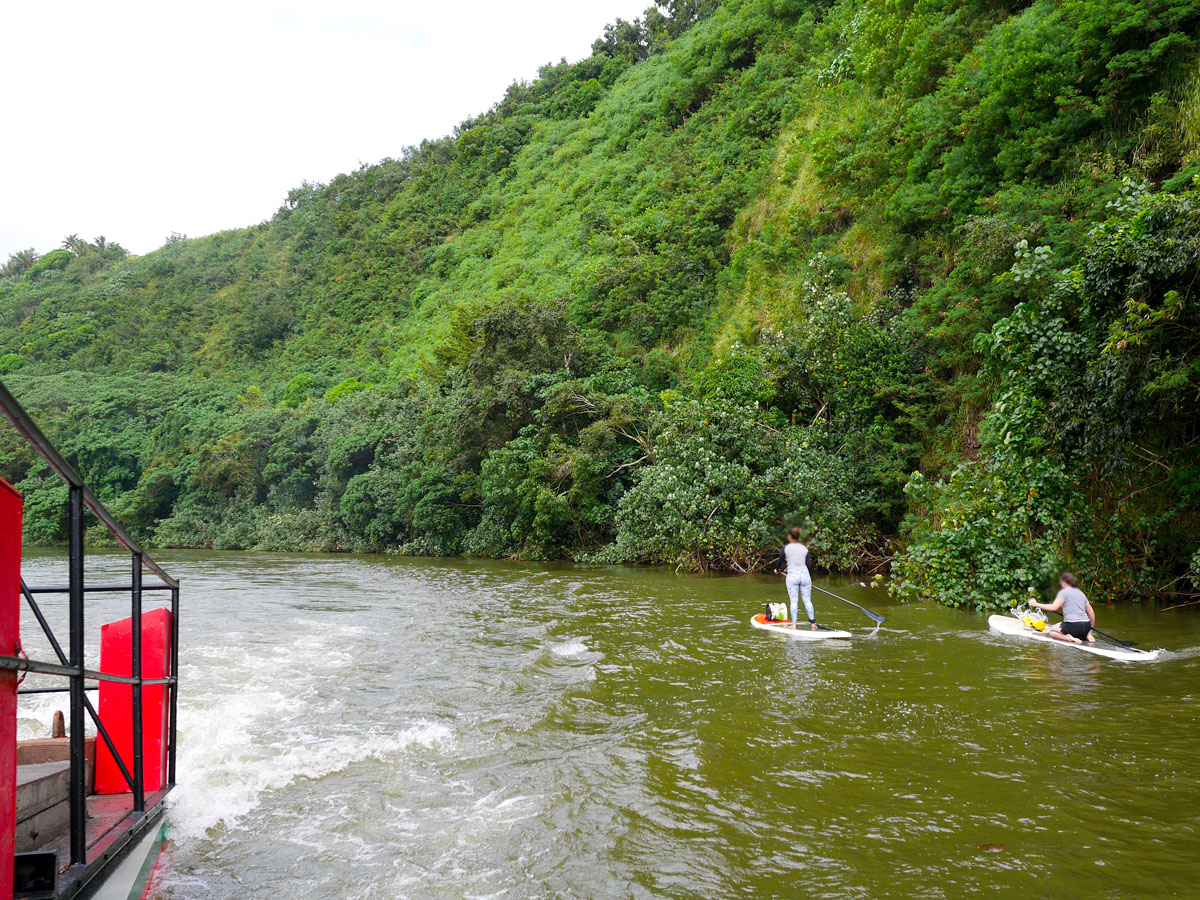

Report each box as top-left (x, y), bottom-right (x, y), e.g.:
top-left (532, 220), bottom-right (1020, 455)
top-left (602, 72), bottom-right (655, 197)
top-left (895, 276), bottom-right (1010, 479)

top-left (773, 527), bottom-right (817, 631)
top-left (1030, 572), bottom-right (1096, 644)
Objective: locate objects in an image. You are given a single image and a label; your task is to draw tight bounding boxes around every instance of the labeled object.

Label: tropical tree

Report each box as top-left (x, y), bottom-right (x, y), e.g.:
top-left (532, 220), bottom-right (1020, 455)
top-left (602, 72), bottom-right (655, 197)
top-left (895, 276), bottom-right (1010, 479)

top-left (61, 234), bottom-right (90, 256)
top-left (2, 248), bottom-right (38, 278)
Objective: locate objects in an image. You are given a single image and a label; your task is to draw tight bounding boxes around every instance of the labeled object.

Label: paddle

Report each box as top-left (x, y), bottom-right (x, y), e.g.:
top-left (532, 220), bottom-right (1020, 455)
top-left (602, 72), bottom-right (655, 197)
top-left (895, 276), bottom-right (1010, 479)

top-left (813, 584), bottom-right (885, 624)
top-left (1039, 605), bottom-right (1138, 647)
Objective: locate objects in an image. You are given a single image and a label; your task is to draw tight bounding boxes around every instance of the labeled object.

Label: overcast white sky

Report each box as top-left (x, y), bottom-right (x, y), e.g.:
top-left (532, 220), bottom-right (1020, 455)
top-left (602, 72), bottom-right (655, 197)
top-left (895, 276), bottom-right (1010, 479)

top-left (0, 0), bottom-right (652, 259)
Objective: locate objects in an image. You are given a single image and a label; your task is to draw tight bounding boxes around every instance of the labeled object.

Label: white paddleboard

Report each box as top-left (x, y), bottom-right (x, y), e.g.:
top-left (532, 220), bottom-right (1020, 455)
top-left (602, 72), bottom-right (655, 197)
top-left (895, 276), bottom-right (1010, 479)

top-left (751, 613), bottom-right (851, 640)
top-left (987, 615), bottom-right (1160, 662)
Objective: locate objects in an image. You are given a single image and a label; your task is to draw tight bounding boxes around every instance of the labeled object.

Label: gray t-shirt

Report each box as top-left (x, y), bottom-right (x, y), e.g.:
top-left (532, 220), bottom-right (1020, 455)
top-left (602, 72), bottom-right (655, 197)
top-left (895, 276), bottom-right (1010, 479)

top-left (1058, 586), bottom-right (1089, 622)
top-left (782, 543), bottom-right (809, 571)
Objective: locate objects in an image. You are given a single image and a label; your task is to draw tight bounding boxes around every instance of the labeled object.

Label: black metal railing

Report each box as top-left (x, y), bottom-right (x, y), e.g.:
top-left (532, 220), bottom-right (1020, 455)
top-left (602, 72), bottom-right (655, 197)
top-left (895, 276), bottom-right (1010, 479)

top-left (0, 380), bottom-right (179, 882)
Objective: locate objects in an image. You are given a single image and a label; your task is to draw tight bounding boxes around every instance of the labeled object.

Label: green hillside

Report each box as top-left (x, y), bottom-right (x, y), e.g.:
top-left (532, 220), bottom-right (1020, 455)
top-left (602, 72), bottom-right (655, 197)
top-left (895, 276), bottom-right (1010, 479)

top-left (2, 0), bottom-right (1198, 609)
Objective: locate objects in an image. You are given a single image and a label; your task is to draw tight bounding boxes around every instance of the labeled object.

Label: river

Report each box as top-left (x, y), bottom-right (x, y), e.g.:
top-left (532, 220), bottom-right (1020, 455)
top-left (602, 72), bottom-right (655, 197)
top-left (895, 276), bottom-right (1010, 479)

top-left (15, 550), bottom-right (1200, 898)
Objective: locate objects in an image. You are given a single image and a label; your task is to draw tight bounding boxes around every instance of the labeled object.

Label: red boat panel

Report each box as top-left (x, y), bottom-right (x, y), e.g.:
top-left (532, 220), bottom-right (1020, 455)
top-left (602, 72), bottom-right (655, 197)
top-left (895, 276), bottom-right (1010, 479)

top-left (94, 608), bottom-right (172, 794)
top-left (0, 479), bottom-right (21, 892)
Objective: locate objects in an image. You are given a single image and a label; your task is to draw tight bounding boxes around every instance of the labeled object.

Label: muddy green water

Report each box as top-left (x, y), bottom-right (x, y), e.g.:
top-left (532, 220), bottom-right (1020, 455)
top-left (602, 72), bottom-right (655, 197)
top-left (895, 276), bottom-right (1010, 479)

top-left (16, 552), bottom-right (1200, 898)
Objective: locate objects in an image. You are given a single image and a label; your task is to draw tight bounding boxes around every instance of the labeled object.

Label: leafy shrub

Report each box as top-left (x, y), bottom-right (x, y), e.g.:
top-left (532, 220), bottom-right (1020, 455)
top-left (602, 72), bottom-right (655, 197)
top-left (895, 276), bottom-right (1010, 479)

top-left (603, 398), bottom-right (860, 571)
top-left (895, 181), bottom-right (1200, 607)
top-left (25, 249), bottom-right (72, 280)
top-left (325, 378), bottom-right (366, 403)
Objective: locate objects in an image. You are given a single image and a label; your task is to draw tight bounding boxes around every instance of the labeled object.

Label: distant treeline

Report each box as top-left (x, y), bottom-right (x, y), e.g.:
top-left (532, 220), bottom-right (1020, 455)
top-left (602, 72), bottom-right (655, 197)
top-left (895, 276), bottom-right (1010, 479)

top-left (2, 0), bottom-right (1198, 609)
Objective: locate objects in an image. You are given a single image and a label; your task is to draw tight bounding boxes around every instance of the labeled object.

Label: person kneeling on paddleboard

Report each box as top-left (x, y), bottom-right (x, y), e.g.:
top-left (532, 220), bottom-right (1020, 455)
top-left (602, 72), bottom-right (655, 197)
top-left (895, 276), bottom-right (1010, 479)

top-left (1029, 573), bottom-right (1096, 644)
top-left (773, 527), bottom-right (817, 631)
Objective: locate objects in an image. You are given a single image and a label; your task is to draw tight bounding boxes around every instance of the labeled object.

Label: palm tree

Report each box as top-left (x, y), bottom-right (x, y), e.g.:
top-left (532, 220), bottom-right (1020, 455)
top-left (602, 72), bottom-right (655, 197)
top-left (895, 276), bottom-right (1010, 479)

top-left (2, 249), bottom-right (39, 278)
top-left (61, 234), bottom-right (90, 256)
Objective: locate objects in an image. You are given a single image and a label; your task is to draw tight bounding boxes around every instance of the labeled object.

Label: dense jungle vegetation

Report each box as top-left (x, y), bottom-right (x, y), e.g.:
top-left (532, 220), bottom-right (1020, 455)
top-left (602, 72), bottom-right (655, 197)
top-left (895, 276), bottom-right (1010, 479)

top-left (2, 0), bottom-right (1199, 609)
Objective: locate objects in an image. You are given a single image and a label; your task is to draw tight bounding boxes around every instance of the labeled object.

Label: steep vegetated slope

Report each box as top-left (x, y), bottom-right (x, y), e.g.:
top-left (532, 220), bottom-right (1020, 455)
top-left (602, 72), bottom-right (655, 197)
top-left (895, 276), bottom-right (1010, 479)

top-left (2, 0), bottom-right (1198, 608)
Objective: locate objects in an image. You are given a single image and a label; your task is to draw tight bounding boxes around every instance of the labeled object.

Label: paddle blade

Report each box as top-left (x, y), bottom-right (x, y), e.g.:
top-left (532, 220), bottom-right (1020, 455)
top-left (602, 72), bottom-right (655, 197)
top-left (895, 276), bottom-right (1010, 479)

top-left (812, 585), bottom-right (884, 623)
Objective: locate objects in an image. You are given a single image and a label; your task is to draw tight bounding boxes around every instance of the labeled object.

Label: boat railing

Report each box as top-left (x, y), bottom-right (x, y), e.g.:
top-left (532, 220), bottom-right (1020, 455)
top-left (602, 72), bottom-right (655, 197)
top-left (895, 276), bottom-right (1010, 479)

top-left (0, 379), bottom-right (179, 891)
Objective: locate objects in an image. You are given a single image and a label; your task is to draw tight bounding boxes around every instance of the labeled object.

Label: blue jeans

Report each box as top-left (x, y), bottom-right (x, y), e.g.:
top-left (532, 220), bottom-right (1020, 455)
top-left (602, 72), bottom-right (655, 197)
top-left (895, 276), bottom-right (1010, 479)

top-left (787, 569), bottom-right (814, 624)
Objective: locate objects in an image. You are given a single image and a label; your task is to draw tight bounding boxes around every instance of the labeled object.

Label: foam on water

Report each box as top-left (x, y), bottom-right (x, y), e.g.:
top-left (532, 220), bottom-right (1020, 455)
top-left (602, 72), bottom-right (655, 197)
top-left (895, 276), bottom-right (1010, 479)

top-left (171, 718), bottom-right (452, 841)
top-left (17, 693), bottom-right (72, 741)
top-left (550, 638), bottom-right (588, 657)
top-left (167, 616), bottom-right (453, 842)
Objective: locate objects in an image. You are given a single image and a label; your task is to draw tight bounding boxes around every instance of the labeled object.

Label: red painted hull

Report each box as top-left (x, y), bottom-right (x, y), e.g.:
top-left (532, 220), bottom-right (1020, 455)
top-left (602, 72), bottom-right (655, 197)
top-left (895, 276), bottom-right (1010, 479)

top-left (0, 479), bottom-right (21, 894)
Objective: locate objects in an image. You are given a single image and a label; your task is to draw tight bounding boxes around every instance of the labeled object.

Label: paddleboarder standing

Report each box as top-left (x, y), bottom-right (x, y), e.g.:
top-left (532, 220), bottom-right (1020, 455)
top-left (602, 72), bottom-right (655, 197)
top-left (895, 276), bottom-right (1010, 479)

top-left (774, 527), bottom-right (817, 631)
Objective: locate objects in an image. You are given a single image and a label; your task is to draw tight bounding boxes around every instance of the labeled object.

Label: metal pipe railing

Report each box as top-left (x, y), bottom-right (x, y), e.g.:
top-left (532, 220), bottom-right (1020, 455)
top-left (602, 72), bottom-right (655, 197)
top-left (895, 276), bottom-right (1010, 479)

top-left (168, 584), bottom-right (179, 787)
top-left (1, 378), bottom-right (181, 878)
top-left (0, 380), bottom-right (177, 589)
top-left (83, 694), bottom-right (136, 795)
top-left (0, 655), bottom-right (175, 686)
top-left (68, 485), bottom-right (86, 865)
top-left (131, 554), bottom-right (144, 813)
top-left (21, 578), bottom-right (68, 667)
top-left (24, 583), bottom-right (174, 594)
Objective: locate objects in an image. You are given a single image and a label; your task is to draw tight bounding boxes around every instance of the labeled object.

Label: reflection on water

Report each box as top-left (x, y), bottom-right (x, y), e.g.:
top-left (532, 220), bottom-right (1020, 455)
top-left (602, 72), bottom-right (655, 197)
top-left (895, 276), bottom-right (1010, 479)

top-left (1025, 649), bottom-right (1105, 700)
top-left (16, 550), bottom-right (1200, 899)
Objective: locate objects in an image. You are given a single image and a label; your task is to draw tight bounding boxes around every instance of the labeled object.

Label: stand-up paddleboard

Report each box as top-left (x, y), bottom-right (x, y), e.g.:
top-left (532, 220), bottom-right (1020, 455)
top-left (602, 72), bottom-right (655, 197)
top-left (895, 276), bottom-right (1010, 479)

top-left (751, 613), bottom-right (851, 640)
top-left (987, 615), bottom-right (1160, 662)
